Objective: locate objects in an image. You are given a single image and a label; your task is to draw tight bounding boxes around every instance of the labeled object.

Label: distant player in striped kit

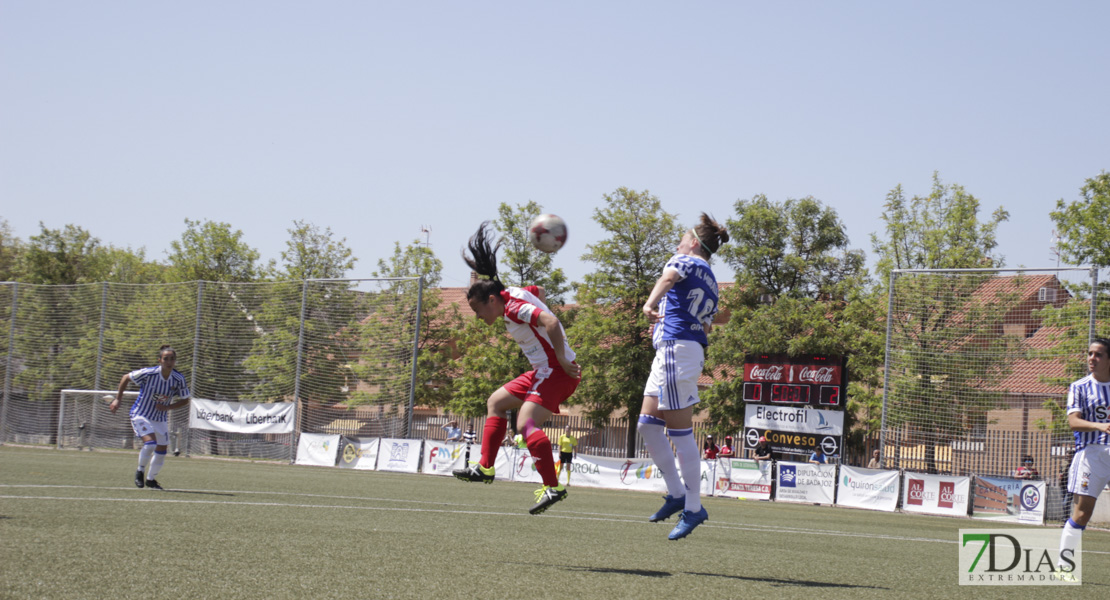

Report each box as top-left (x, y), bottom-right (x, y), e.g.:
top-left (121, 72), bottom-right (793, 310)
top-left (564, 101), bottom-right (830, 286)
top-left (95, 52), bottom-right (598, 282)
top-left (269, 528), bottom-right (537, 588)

top-left (1058, 338), bottom-right (1110, 576)
top-left (638, 213), bottom-right (728, 540)
top-left (452, 222), bottom-right (581, 515)
top-left (108, 345), bottom-right (191, 490)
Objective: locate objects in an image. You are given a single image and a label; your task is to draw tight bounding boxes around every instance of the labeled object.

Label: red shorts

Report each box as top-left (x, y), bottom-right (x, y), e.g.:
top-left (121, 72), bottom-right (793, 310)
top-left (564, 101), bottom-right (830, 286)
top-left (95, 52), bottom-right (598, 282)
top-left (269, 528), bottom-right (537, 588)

top-left (503, 365), bottom-right (579, 414)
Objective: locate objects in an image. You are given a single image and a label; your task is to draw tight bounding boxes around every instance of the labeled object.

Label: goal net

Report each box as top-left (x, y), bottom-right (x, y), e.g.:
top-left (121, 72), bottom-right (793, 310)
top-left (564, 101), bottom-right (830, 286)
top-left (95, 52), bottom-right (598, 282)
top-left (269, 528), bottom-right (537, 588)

top-left (881, 267), bottom-right (1098, 482)
top-left (1, 278), bottom-right (423, 461)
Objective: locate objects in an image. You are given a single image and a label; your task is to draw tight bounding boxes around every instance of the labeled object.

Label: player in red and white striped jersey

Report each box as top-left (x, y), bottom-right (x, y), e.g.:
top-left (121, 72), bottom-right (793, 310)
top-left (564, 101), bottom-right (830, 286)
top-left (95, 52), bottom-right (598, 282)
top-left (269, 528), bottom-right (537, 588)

top-left (452, 222), bottom-right (580, 515)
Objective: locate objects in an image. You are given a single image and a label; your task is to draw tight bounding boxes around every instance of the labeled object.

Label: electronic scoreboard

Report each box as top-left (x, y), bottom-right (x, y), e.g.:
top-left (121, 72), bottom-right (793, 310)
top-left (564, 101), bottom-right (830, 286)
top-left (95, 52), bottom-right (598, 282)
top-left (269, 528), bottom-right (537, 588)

top-left (741, 353), bottom-right (847, 409)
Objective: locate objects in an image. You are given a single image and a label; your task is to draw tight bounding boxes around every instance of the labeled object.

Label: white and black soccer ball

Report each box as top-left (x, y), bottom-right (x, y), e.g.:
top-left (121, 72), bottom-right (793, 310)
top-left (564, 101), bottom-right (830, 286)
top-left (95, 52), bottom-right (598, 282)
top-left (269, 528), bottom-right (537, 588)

top-left (527, 214), bottom-right (568, 254)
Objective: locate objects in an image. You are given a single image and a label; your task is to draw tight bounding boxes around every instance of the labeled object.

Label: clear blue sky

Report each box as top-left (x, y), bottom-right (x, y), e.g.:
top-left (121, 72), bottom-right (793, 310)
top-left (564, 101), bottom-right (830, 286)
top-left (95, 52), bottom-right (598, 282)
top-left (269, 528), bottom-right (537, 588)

top-left (2, 2), bottom-right (1107, 291)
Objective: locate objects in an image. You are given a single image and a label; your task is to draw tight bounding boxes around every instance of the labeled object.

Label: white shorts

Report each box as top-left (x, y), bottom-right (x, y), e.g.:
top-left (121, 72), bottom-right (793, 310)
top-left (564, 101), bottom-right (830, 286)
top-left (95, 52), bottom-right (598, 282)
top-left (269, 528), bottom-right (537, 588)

top-left (643, 340), bottom-right (704, 411)
top-left (1068, 444), bottom-right (1110, 498)
top-left (131, 416), bottom-right (169, 446)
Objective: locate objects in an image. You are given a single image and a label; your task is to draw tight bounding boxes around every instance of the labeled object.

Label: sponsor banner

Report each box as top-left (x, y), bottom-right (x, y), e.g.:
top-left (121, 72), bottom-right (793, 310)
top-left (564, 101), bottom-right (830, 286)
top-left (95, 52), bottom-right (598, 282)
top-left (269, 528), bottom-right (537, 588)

top-left (959, 528), bottom-right (1080, 585)
top-left (338, 437), bottom-right (380, 470)
top-left (971, 476), bottom-right (1046, 525)
top-left (422, 442), bottom-right (473, 476)
top-left (744, 404), bottom-right (843, 436)
top-left (562, 455), bottom-right (716, 495)
top-left (715, 459), bottom-right (772, 500)
top-left (189, 398), bottom-right (295, 434)
top-left (295, 433), bottom-right (340, 467)
top-left (743, 426), bottom-right (842, 457)
top-left (377, 438), bottom-right (422, 473)
top-left (775, 461), bottom-right (836, 505)
top-left (506, 447), bottom-right (545, 484)
top-left (902, 472), bottom-right (971, 517)
top-left (836, 466), bottom-right (900, 512)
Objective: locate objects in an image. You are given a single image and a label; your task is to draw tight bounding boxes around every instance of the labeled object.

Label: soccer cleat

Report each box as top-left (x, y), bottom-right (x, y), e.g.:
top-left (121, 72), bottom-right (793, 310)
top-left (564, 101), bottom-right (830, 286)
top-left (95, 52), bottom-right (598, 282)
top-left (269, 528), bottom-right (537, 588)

top-left (134, 470), bottom-right (145, 488)
top-left (649, 494), bottom-right (686, 522)
top-left (529, 485), bottom-right (567, 515)
top-left (668, 507), bottom-right (709, 540)
top-left (452, 461), bottom-right (495, 484)
top-left (145, 479), bottom-right (164, 490)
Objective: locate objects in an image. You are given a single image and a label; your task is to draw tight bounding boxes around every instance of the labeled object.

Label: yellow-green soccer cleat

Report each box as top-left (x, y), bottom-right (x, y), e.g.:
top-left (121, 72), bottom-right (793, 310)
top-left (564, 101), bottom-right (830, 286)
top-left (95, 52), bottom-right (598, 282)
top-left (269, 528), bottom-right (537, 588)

top-left (452, 461), bottom-right (495, 484)
top-left (529, 485), bottom-right (568, 515)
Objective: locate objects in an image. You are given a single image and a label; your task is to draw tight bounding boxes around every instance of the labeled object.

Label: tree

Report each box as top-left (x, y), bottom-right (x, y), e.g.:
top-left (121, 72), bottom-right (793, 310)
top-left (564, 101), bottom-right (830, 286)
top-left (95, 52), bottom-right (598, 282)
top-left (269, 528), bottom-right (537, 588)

top-left (703, 195), bottom-right (883, 449)
top-left (1050, 171), bottom-right (1110, 267)
top-left (493, 202), bottom-right (570, 304)
top-left (571, 188), bottom-right (683, 456)
top-left (870, 173), bottom-right (1020, 472)
top-left (20, 223), bottom-right (107, 284)
top-left (0, 218), bottom-right (23, 281)
top-left (167, 219), bottom-right (260, 283)
top-left (276, 220), bottom-right (357, 280)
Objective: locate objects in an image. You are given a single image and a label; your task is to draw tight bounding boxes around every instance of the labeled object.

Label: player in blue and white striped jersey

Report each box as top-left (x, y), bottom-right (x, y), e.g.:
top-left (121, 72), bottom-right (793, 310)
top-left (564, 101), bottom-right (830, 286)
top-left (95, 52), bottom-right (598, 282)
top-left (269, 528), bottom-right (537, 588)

top-left (638, 212), bottom-right (728, 540)
top-left (108, 345), bottom-right (191, 490)
top-left (1058, 338), bottom-right (1110, 575)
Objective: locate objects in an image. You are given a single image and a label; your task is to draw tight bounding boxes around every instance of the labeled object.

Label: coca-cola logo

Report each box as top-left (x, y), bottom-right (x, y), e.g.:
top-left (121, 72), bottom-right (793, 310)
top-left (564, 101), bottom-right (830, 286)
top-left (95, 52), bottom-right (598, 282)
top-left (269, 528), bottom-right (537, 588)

top-left (748, 365), bottom-right (785, 381)
top-left (798, 366), bottom-right (835, 383)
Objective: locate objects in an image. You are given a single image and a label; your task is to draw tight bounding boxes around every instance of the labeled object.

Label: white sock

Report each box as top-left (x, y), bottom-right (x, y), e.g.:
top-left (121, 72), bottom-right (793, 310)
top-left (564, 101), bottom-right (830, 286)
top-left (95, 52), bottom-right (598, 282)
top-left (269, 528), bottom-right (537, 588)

top-left (637, 415), bottom-right (684, 498)
top-left (137, 442), bottom-right (155, 472)
top-left (1059, 519), bottom-right (1083, 570)
top-left (668, 427), bottom-right (701, 513)
top-left (147, 451), bottom-right (166, 479)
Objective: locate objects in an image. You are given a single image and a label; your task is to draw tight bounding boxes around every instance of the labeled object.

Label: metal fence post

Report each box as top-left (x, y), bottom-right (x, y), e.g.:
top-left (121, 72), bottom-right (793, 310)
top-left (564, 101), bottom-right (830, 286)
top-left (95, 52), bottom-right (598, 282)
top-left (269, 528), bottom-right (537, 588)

top-left (404, 277), bottom-right (424, 439)
top-left (1089, 267), bottom-right (1099, 343)
top-left (94, 282), bottom-right (107, 391)
top-left (879, 271), bottom-right (897, 467)
top-left (291, 279), bottom-right (308, 463)
top-left (187, 281), bottom-right (204, 458)
top-left (0, 281), bottom-right (17, 443)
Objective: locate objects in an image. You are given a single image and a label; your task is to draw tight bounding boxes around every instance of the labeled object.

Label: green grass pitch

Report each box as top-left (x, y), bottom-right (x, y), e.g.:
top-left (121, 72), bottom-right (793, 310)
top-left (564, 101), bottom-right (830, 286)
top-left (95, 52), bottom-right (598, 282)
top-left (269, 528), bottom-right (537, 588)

top-left (1, 445), bottom-right (1106, 599)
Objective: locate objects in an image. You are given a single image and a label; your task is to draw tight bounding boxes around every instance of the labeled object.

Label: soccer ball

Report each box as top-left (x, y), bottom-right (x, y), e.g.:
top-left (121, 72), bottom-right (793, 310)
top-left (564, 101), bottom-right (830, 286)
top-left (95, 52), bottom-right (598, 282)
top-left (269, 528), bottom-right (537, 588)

top-left (527, 214), bottom-right (568, 254)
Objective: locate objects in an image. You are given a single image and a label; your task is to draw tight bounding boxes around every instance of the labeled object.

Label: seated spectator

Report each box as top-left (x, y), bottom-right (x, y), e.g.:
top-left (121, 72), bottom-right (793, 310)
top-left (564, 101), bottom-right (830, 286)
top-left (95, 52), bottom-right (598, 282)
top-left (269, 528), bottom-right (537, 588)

top-left (718, 436), bottom-right (735, 458)
top-left (809, 449), bottom-right (827, 464)
top-left (1015, 455), bottom-right (1040, 480)
top-left (703, 435), bottom-right (719, 459)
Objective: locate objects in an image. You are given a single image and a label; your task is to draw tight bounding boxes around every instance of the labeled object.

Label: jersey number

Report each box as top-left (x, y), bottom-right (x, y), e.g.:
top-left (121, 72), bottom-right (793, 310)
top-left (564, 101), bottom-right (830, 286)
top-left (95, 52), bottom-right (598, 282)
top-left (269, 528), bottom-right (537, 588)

top-left (686, 289), bottom-right (715, 322)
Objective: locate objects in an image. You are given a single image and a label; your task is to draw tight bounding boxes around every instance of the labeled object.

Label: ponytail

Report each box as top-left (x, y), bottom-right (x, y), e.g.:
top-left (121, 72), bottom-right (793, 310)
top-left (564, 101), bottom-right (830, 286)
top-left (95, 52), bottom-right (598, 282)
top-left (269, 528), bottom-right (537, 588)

top-left (463, 222), bottom-right (506, 302)
top-left (692, 213), bottom-right (729, 258)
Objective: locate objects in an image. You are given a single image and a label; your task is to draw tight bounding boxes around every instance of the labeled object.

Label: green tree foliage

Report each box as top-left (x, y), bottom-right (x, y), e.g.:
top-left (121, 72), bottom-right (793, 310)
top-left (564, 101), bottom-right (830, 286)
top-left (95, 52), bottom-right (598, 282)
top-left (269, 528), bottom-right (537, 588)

top-left (493, 202), bottom-right (570, 305)
top-left (167, 219), bottom-right (260, 283)
top-left (0, 218), bottom-right (23, 281)
top-left (21, 223), bottom-right (108, 284)
top-left (571, 188), bottom-right (683, 456)
top-left (870, 173), bottom-right (1021, 471)
top-left (704, 196), bottom-right (883, 449)
top-left (1050, 171), bottom-right (1110, 267)
top-left (275, 220), bottom-right (357, 280)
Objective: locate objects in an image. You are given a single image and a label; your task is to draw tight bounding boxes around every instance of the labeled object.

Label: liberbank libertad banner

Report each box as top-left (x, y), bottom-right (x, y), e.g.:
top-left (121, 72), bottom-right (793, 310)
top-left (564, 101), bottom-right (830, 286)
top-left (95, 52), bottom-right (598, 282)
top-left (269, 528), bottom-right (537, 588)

top-left (189, 398), bottom-right (295, 434)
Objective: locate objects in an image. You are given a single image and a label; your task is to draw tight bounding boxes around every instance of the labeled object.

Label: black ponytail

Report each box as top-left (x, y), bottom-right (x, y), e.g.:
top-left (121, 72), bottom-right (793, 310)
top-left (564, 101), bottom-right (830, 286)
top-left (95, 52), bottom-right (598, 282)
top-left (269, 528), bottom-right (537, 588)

top-left (693, 212), bottom-right (729, 258)
top-left (463, 222), bottom-right (506, 302)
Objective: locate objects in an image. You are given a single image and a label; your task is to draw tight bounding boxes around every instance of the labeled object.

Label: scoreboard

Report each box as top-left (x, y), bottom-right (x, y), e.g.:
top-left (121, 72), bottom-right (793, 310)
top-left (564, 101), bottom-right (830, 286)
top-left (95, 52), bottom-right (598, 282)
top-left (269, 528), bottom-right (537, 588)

top-left (741, 353), bottom-right (847, 410)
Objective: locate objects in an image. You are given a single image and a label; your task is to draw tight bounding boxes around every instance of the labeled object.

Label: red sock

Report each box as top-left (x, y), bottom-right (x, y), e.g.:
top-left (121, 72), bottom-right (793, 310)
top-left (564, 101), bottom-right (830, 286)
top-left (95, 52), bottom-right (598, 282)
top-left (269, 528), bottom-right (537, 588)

top-left (526, 429), bottom-right (559, 487)
top-left (480, 416), bottom-right (507, 469)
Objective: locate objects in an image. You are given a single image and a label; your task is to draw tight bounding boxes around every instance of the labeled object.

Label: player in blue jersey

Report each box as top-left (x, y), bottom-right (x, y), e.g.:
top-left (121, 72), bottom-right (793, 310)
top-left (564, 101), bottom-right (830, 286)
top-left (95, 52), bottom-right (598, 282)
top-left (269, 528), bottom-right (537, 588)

top-left (1058, 338), bottom-right (1110, 575)
top-left (637, 213), bottom-right (729, 540)
top-left (108, 345), bottom-right (191, 490)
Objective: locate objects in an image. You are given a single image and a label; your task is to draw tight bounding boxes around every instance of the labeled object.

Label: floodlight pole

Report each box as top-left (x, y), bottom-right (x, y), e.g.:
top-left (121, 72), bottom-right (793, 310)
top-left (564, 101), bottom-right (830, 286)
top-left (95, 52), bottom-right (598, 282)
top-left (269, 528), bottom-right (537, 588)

top-left (94, 282), bottom-right (108, 391)
top-left (187, 281), bottom-right (204, 458)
